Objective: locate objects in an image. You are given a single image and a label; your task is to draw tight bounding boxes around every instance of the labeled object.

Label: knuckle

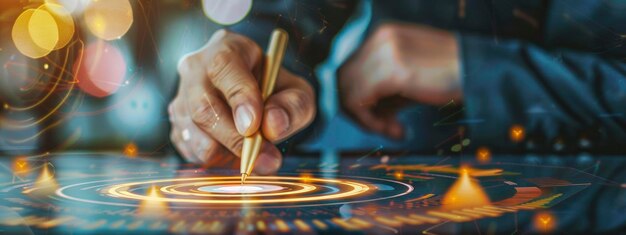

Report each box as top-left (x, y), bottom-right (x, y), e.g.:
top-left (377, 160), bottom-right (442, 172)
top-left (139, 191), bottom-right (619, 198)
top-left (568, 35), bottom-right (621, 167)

top-left (208, 29), bottom-right (231, 45)
top-left (177, 54), bottom-right (197, 75)
top-left (207, 50), bottom-right (232, 80)
top-left (223, 82), bottom-right (249, 103)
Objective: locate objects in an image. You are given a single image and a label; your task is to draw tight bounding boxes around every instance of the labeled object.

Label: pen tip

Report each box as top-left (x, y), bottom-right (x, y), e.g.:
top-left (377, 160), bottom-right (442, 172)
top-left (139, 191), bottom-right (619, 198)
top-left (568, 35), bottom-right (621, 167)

top-left (241, 173), bottom-right (248, 185)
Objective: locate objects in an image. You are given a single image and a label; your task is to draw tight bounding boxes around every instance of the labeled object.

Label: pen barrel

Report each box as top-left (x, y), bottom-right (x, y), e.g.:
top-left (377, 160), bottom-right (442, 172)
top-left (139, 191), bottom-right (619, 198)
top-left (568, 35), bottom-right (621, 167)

top-left (260, 29), bottom-right (289, 100)
top-left (241, 29), bottom-right (289, 176)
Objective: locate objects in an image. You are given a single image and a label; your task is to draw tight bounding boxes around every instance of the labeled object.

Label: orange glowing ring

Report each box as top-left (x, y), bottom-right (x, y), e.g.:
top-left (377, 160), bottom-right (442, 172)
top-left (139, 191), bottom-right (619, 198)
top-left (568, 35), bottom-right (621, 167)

top-left (106, 176), bottom-right (370, 204)
top-left (161, 180), bottom-right (316, 197)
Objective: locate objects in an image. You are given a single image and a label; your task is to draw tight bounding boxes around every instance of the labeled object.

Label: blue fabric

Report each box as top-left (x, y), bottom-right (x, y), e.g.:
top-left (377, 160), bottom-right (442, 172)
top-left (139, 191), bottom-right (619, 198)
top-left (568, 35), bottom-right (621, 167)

top-left (231, 0), bottom-right (626, 153)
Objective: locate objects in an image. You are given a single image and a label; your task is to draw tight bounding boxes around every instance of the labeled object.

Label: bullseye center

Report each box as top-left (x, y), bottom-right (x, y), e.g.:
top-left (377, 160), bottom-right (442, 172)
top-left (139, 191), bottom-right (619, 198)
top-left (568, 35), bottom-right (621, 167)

top-left (217, 186), bottom-right (262, 192)
top-left (197, 184), bottom-right (284, 194)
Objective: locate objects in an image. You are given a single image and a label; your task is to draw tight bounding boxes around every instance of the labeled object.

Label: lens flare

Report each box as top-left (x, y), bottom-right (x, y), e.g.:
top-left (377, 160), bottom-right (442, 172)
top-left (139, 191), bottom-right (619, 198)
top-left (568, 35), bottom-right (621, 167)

top-left (74, 40), bottom-right (127, 97)
top-left (202, 0), bottom-right (252, 25)
top-left (84, 0), bottom-right (133, 40)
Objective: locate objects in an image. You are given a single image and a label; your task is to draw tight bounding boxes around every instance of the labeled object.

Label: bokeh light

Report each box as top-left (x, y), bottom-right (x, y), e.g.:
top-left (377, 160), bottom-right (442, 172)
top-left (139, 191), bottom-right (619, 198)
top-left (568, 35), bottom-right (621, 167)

top-left (84, 0), bottom-right (133, 40)
top-left (533, 211), bottom-right (556, 233)
top-left (39, 3), bottom-right (75, 50)
top-left (12, 9), bottom-right (56, 58)
top-left (509, 125), bottom-right (525, 142)
top-left (45, 0), bottom-right (92, 14)
top-left (12, 3), bottom-right (76, 59)
top-left (476, 147), bottom-right (491, 163)
top-left (28, 8), bottom-right (59, 52)
top-left (74, 41), bottom-right (127, 97)
top-left (202, 0), bottom-right (252, 25)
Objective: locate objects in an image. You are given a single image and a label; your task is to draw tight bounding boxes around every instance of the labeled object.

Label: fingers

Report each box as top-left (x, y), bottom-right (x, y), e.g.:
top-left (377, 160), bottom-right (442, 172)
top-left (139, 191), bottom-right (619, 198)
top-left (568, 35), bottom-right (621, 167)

top-left (173, 30), bottom-right (292, 173)
top-left (188, 86), bottom-right (245, 157)
top-left (205, 31), bottom-right (264, 136)
top-left (262, 69), bottom-right (316, 142)
top-left (168, 100), bottom-right (202, 163)
top-left (252, 142), bottom-right (282, 175)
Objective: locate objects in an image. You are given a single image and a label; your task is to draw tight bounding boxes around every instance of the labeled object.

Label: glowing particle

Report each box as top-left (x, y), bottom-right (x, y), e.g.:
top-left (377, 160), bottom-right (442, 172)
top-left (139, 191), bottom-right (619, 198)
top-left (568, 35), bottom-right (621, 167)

top-left (43, 63), bottom-right (49, 70)
top-left (12, 157), bottom-right (30, 176)
top-left (380, 155), bottom-right (389, 164)
top-left (124, 143), bottom-right (137, 157)
top-left (74, 41), bottom-right (127, 97)
top-left (393, 171), bottom-right (404, 180)
top-left (84, 0), bottom-right (133, 40)
top-left (533, 211), bottom-right (556, 233)
top-left (202, 0), bottom-right (252, 25)
top-left (12, 9), bottom-right (55, 58)
top-left (300, 173), bottom-right (313, 183)
top-left (510, 125), bottom-right (525, 142)
top-left (3, 103), bottom-right (8, 109)
top-left (441, 167), bottom-right (491, 210)
top-left (451, 144), bottom-right (462, 152)
top-left (476, 147), bottom-right (491, 163)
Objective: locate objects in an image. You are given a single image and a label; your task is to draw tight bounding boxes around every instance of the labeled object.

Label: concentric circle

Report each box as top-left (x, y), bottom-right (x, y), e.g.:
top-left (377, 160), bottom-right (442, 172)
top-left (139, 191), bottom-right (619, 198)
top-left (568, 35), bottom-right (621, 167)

top-left (107, 176), bottom-right (369, 204)
top-left (54, 175), bottom-right (414, 208)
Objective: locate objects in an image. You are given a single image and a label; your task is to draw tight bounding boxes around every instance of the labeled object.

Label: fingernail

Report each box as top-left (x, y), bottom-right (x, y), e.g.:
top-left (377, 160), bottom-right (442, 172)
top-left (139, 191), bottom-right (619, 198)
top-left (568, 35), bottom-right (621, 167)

top-left (235, 105), bottom-right (253, 135)
top-left (267, 108), bottom-right (290, 138)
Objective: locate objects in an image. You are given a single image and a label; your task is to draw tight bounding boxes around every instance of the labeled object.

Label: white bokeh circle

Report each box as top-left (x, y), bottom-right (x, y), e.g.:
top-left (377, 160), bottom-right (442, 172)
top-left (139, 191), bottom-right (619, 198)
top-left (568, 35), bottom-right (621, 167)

top-left (202, 0), bottom-right (252, 25)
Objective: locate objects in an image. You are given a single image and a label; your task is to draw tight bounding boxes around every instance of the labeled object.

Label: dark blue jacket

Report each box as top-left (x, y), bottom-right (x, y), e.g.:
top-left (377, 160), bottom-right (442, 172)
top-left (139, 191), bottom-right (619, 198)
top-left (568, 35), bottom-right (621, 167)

top-left (233, 0), bottom-right (626, 153)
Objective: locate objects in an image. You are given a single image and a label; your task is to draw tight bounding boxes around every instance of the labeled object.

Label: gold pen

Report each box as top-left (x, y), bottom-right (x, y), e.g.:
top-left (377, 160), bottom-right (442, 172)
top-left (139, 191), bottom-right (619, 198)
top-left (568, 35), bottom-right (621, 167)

top-left (240, 29), bottom-right (289, 184)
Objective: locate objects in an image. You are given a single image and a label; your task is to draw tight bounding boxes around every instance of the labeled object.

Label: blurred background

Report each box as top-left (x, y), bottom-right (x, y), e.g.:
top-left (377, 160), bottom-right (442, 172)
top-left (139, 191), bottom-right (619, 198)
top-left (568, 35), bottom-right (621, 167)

top-left (0, 0), bottom-right (462, 158)
top-left (5, 0), bottom-right (624, 158)
top-left (0, 0), bottom-right (218, 155)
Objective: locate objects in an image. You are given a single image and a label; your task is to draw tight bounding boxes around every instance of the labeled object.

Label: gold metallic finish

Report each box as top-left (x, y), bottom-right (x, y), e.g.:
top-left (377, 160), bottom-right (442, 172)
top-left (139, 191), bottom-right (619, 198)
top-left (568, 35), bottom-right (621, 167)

top-left (240, 29), bottom-right (289, 183)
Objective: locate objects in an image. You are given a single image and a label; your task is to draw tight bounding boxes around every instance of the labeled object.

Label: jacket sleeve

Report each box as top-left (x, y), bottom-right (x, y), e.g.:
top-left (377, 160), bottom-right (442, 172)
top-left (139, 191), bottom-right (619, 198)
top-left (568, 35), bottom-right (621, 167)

top-left (460, 33), bottom-right (626, 152)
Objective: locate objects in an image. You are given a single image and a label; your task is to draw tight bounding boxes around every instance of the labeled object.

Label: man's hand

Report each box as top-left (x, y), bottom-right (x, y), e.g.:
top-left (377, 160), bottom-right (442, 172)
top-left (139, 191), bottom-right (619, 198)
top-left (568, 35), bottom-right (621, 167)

top-left (169, 30), bottom-right (315, 174)
top-left (339, 23), bottom-right (461, 139)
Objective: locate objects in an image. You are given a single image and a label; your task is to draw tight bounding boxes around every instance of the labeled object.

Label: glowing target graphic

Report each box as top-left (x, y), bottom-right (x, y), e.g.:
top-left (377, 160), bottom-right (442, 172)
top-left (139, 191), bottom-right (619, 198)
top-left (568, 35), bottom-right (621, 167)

top-left (54, 175), bottom-right (413, 208)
